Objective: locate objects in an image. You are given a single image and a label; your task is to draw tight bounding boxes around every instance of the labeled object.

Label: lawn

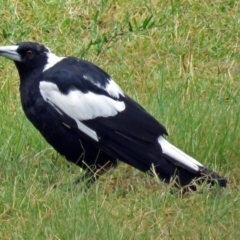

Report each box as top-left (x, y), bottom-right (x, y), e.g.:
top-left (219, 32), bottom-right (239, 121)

top-left (0, 0), bottom-right (240, 239)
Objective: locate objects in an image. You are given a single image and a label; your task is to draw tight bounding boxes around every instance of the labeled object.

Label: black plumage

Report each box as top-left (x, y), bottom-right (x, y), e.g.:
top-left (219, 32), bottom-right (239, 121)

top-left (0, 42), bottom-right (227, 189)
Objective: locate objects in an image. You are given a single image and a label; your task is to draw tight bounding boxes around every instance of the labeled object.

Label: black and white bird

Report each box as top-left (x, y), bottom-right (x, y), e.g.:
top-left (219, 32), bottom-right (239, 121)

top-left (0, 42), bottom-right (227, 189)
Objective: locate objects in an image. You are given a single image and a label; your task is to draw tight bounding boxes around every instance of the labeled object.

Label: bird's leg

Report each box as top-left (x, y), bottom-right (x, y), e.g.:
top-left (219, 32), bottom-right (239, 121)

top-left (74, 159), bottom-right (118, 187)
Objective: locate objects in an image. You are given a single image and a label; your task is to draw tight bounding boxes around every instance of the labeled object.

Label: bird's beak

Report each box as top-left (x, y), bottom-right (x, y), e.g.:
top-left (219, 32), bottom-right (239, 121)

top-left (0, 45), bottom-right (21, 62)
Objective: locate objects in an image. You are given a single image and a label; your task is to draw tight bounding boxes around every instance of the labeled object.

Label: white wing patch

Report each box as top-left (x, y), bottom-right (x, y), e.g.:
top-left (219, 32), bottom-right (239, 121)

top-left (75, 120), bottom-right (99, 141)
top-left (158, 136), bottom-right (203, 172)
top-left (83, 75), bottom-right (124, 99)
top-left (39, 81), bottom-right (126, 141)
top-left (105, 78), bottom-right (124, 99)
top-left (43, 53), bottom-right (65, 72)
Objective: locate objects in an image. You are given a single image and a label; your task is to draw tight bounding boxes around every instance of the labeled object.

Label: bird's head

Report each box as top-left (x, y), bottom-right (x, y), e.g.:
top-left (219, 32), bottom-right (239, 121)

top-left (0, 42), bottom-right (51, 79)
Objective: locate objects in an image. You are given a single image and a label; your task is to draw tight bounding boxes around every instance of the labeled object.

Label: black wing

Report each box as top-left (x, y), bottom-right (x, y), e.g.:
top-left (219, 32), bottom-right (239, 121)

top-left (40, 57), bottom-right (169, 172)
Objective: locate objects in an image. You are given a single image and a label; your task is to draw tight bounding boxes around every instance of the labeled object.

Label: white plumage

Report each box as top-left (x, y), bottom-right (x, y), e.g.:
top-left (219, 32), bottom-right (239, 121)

top-left (43, 53), bottom-right (65, 72)
top-left (39, 81), bottom-right (126, 141)
top-left (158, 136), bottom-right (203, 171)
top-left (105, 78), bottom-right (124, 99)
top-left (39, 81), bottom-right (125, 121)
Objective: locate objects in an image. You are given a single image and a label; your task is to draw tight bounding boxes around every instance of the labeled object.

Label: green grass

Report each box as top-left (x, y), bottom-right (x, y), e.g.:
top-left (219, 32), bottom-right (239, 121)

top-left (0, 0), bottom-right (240, 239)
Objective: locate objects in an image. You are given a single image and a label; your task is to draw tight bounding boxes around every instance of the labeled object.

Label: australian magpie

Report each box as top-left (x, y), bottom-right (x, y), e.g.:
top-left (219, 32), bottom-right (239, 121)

top-left (0, 42), bottom-right (227, 189)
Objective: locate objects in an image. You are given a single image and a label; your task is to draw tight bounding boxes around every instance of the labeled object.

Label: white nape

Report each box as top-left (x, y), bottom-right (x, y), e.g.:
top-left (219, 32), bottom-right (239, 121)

top-left (158, 136), bottom-right (203, 171)
top-left (43, 53), bottom-right (65, 72)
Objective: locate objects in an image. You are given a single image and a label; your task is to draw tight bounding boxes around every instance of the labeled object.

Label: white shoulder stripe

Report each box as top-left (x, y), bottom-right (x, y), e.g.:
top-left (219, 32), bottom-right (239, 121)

top-left (39, 81), bottom-right (126, 141)
top-left (83, 75), bottom-right (124, 99)
top-left (39, 81), bottom-right (125, 121)
top-left (105, 78), bottom-right (124, 99)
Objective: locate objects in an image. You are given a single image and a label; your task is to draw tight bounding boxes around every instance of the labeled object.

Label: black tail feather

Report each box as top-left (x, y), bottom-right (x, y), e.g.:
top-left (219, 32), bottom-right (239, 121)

top-left (155, 154), bottom-right (227, 189)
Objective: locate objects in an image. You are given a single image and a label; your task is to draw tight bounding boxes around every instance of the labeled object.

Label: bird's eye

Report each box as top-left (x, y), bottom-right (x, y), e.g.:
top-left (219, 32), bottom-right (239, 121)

top-left (26, 50), bottom-right (33, 57)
